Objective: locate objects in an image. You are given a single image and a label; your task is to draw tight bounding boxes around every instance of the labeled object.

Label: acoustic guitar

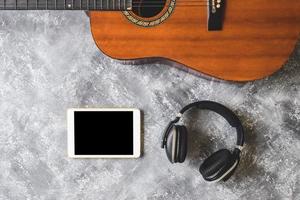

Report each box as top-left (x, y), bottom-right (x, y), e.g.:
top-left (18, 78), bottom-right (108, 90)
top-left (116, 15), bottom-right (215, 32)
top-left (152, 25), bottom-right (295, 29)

top-left (2, 0), bottom-right (300, 81)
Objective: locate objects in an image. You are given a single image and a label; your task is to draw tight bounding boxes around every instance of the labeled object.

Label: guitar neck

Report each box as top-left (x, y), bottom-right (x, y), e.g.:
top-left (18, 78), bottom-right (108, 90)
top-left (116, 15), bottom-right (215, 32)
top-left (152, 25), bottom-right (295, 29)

top-left (0, 0), bottom-right (131, 10)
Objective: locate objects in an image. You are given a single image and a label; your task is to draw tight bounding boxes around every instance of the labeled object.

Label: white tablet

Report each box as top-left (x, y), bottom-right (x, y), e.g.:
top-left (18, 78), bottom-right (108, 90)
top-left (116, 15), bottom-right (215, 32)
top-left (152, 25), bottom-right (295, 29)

top-left (67, 108), bottom-right (141, 158)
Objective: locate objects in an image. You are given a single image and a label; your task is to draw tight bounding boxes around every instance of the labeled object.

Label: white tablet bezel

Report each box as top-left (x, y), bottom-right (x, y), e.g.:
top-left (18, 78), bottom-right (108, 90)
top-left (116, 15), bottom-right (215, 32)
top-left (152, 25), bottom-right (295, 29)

top-left (67, 108), bottom-right (141, 158)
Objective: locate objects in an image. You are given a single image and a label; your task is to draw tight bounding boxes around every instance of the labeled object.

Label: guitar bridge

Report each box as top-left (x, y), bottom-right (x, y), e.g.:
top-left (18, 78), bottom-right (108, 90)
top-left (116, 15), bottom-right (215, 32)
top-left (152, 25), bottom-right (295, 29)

top-left (207, 0), bottom-right (226, 31)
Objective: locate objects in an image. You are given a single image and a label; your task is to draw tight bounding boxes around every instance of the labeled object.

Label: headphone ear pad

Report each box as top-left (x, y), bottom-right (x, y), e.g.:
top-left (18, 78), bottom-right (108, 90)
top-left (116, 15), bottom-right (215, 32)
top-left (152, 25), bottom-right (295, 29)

top-left (165, 125), bottom-right (177, 163)
top-left (199, 149), bottom-right (232, 180)
top-left (176, 125), bottom-right (188, 163)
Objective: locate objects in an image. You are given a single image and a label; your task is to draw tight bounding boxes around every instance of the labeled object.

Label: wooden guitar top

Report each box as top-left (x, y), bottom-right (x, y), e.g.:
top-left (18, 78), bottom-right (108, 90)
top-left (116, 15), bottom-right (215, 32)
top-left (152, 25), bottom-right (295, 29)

top-left (89, 0), bottom-right (300, 81)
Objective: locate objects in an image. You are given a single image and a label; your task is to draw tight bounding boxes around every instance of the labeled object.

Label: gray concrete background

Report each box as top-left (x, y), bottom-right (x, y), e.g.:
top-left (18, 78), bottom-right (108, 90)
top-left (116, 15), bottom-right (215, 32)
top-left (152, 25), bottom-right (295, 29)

top-left (0, 11), bottom-right (299, 200)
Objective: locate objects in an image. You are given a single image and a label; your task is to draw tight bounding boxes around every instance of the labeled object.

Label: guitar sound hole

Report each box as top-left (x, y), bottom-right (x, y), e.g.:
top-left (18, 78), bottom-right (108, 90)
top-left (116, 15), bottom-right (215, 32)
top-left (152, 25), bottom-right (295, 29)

top-left (132, 0), bottom-right (167, 18)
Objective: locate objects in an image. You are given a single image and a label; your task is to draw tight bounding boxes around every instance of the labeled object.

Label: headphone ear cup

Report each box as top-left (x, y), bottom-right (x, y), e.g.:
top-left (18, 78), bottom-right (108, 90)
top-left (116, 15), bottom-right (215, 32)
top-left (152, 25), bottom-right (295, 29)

top-left (199, 149), bottom-right (232, 181)
top-left (176, 126), bottom-right (188, 163)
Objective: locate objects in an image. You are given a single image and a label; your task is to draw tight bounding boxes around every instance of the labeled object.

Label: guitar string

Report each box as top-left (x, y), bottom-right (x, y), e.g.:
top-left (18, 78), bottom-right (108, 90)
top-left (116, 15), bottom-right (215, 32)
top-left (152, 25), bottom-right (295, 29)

top-left (0, 6), bottom-right (211, 9)
top-left (0, 0), bottom-right (210, 2)
top-left (0, 5), bottom-right (210, 8)
top-left (132, 0), bottom-right (210, 7)
top-left (0, 0), bottom-right (210, 3)
top-left (131, 1), bottom-right (209, 2)
top-left (0, 0), bottom-right (212, 9)
top-left (0, 0), bottom-right (210, 6)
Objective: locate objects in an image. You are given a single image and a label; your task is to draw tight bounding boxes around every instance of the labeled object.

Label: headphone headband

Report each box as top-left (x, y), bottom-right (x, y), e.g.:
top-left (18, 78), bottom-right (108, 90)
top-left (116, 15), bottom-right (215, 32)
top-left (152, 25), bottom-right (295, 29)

top-left (161, 101), bottom-right (244, 148)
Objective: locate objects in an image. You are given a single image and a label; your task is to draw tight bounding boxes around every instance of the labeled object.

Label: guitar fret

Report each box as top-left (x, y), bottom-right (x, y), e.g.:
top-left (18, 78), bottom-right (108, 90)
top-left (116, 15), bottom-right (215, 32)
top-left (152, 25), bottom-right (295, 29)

top-left (80, 0), bottom-right (85, 9)
top-left (65, 0), bottom-right (72, 9)
top-left (88, 0), bottom-right (93, 10)
top-left (73, 0), bottom-right (79, 9)
top-left (74, 0), bottom-right (78, 9)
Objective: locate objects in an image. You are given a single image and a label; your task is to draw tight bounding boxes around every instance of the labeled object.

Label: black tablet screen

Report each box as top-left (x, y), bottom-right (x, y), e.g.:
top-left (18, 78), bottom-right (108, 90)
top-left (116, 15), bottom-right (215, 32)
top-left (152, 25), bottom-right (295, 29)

top-left (74, 111), bottom-right (134, 155)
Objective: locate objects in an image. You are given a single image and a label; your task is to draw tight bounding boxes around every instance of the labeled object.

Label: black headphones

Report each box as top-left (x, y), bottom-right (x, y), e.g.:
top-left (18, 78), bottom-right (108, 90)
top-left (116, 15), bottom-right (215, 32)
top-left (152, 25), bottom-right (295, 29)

top-left (161, 101), bottom-right (245, 182)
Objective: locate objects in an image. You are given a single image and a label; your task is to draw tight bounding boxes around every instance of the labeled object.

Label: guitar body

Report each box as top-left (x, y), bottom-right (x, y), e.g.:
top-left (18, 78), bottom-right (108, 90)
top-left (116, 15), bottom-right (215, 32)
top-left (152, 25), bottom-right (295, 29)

top-left (89, 0), bottom-right (300, 81)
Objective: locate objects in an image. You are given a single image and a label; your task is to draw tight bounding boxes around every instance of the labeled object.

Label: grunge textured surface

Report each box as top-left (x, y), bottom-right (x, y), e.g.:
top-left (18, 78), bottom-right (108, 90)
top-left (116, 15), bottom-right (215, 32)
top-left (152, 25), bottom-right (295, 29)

top-left (0, 11), bottom-right (299, 200)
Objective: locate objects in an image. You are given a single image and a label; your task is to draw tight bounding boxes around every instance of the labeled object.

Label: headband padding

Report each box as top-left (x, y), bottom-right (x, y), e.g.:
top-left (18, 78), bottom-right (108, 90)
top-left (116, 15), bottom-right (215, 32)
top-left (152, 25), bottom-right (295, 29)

top-left (179, 101), bottom-right (244, 146)
top-left (199, 149), bottom-right (231, 179)
top-left (177, 126), bottom-right (188, 163)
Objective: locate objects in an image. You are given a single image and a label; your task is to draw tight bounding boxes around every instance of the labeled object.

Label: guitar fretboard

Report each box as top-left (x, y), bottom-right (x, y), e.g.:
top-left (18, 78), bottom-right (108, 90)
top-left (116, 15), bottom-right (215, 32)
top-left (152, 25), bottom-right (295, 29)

top-left (0, 0), bottom-right (131, 10)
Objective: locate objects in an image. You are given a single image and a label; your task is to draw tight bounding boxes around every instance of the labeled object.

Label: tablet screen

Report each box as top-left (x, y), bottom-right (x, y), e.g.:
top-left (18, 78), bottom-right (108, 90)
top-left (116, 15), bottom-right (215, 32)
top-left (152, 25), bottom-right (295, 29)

top-left (74, 111), bottom-right (134, 155)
